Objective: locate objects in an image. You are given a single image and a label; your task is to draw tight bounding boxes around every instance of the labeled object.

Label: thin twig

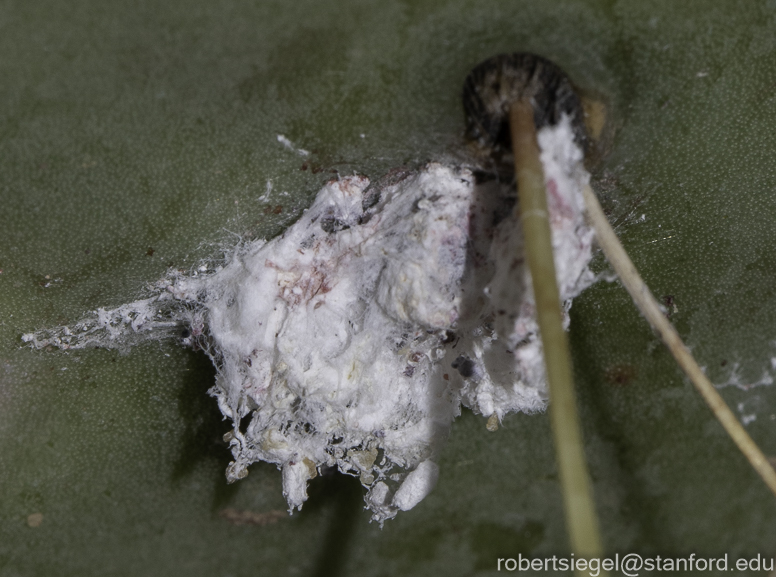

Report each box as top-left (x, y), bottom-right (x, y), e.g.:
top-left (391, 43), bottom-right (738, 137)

top-left (582, 184), bottom-right (776, 498)
top-left (510, 100), bottom-right (605, 563)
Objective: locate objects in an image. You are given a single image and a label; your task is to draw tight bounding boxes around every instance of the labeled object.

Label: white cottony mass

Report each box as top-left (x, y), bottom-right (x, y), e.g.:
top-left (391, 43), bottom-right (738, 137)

top-left (23, 118), bottom-right (595, 523)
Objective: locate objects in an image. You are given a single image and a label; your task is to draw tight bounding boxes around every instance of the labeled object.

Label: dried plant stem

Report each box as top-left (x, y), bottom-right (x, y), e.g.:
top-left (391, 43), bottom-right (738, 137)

top-left (582, 184), bottom-right (776, 499)
top-left (510, 100), bottom-right (605, 565)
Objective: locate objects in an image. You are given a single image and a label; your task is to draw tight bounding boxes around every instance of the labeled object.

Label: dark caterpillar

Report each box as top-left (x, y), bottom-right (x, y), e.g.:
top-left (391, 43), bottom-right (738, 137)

top-left (462, 53), bottom-right (586, 155)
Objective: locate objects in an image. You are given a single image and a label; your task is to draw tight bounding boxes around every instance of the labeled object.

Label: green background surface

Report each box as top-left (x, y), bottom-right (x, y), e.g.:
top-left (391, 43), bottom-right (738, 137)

top-left (2, 1), bottom-right (776, 575)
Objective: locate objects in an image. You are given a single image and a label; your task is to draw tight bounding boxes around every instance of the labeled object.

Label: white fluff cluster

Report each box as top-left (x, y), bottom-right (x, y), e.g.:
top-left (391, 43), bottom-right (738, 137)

top-left (23, 118), bottom-right (595, 522)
